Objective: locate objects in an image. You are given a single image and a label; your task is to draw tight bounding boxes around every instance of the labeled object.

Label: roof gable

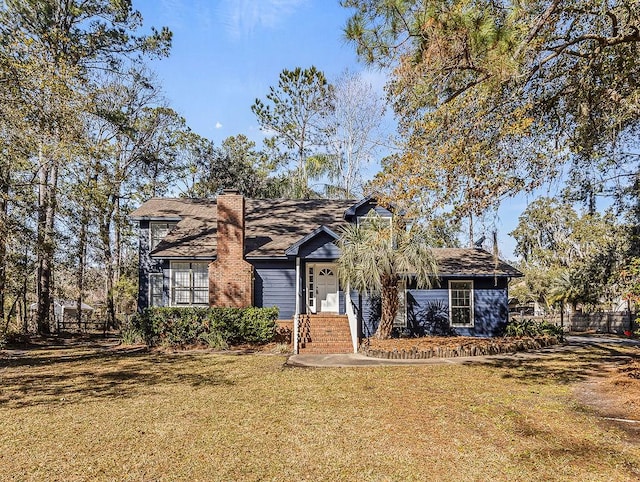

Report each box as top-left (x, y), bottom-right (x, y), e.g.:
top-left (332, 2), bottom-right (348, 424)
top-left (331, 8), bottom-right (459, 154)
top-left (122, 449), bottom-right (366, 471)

top-left (284, 225), bottom-right (340, 257)
top-left (132, 198), bottom-right (522, 277)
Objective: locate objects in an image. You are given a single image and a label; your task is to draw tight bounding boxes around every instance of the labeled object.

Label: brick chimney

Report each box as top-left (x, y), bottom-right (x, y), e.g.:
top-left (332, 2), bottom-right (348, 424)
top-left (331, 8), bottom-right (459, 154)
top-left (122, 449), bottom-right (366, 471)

top-left (209, 190), bottom-right (253, 307)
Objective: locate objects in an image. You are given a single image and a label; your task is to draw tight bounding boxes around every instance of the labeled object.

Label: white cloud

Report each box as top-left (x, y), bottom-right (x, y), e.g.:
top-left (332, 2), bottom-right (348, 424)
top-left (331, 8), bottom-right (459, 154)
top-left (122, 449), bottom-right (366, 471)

top-left (218, 0), bottom-right (307, 38)
top-left (215, 121), bottom-right (223, 129)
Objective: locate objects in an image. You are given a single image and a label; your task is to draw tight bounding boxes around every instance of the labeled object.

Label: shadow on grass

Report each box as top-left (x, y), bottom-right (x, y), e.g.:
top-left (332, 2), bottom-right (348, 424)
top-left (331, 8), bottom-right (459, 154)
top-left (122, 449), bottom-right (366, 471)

top-left (465, 341), bottom-right (637, 385)
top-left (0, 342), bottom-right (237, 409)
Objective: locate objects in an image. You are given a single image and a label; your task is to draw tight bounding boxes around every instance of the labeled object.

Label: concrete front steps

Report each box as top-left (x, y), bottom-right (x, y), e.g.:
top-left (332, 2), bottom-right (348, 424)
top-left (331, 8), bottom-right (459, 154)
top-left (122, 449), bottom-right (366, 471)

top-left (298, 314), bottom-right (353, 354)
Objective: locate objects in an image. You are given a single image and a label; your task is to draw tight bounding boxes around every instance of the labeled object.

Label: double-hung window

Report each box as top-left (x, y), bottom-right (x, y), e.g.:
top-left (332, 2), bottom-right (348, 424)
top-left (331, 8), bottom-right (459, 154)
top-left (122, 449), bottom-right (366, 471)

top-left (171, 262), bottom-right (209, 306)
top-left (149, 273), bottom-right (164, 307)
top-left (150, 222), bottom-right (177, 250)
top-left (449, 280), bottom-right (474, 327)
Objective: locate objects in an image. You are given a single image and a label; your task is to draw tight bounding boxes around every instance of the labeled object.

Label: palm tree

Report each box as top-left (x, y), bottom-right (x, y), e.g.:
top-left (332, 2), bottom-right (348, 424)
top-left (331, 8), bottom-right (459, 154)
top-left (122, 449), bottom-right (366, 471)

top-left (548, 269), bottom-right (584, 334)
top-left (337, 214), bottom-right (438, 339)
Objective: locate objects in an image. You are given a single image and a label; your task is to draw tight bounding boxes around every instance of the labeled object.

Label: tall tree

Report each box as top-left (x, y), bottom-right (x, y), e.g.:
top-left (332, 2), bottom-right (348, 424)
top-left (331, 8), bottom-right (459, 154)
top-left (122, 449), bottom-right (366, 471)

top-left (337, 213), bottom-right (437, 339)
top-left (0, 0), bottom-right (171, 332)
top-left (323, 70), bottom-right (386, 199)
top-left (342, 0), bottom-right (640, 218)
top-left (511, 197), bottom-right (620, 309)
top-left (87, 70), bottom-right (184, 328)
top-left (252, 66), bottom-right (334, 198)
top-left (182, 134), bottom-right (279, 198)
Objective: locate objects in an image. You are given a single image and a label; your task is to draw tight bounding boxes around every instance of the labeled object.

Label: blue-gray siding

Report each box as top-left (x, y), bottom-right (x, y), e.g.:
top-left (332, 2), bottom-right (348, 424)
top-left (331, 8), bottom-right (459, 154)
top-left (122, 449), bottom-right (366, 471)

top-left (253, 260), bottom-right (296, 319)
top-left (298, 231), bottom-right (340, 259)
top-left (353, 201), bottom-right (392, 218)
top-left (362, 277), bottom-right (509, 338)
top-left (137, 221), bottom-right (171, 310)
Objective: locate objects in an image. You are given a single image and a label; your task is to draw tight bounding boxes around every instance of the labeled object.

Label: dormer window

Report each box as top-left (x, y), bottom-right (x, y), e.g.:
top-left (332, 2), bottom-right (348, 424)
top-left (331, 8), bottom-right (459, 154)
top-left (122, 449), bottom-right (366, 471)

top-left (356, 213), bottom-right (393, 244)
top-left (150, 222), bottom-right (177, 250)
top-left (356, 215), bottom-right (392, 230)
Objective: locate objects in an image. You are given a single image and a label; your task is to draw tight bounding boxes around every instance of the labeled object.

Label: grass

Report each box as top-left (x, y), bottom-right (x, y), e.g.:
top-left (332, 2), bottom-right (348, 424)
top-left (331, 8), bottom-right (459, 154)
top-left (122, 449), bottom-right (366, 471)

top-left (1, 339), bottom-right (639, 481)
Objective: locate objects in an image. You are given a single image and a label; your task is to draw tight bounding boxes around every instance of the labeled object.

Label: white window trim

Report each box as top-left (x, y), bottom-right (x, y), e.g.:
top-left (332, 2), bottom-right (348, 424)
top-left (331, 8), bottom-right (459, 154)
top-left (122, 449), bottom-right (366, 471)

top-left (169, 261), bottom-right (209, 307)
top-left (449, 280), bottom-right (474, 327)
top-left (357, 213), bottom-right (393, 245)
top-left (149, 273), bottom-right (164, 307)
top-left (306, 264), bottom-right (315, 313)
top-left (150, 221), bottom-right (177, 250)
top-left (306, 262), bottom-right (338, 314)
top-left (356, 215), bottom-right (392, 228)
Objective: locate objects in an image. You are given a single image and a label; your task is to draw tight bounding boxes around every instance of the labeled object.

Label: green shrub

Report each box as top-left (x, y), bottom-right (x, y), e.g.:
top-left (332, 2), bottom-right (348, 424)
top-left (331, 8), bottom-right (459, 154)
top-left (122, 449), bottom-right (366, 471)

top-left (505, 318), bottom-right (564, 340)
top-left (132, 306), bottom-right (278, 348)
top-left (238, 307), bottom-right (279, 344)
top-left (120, 326), bottom-right (143, 345)
top-left (198, 331), bottom-right (229, 350)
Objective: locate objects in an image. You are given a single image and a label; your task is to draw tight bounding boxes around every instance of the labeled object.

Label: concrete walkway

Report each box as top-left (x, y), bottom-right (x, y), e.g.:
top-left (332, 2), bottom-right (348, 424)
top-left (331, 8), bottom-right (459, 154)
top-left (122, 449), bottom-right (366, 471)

top-left (285, 335), bottom-right (640, 368)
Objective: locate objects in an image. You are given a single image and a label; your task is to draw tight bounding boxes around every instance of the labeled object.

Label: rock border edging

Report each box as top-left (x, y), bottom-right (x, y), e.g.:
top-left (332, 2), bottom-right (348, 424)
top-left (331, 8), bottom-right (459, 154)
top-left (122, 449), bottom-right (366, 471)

top-left (360, 336), bottom-right (561, 360)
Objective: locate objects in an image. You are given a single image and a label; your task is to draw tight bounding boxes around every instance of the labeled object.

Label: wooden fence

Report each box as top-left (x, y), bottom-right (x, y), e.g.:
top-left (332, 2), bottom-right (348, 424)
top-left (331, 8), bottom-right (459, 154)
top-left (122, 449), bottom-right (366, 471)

top-left (512, 311), bottom-right (637, 334)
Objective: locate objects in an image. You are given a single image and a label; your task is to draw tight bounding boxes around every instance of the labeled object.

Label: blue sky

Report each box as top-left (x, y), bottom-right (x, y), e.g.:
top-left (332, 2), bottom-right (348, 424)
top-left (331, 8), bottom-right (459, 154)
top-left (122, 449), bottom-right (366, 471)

top-left (136, 0), bottom-right (378, 144)
top-left (134, 0), bottom-right (537, 259)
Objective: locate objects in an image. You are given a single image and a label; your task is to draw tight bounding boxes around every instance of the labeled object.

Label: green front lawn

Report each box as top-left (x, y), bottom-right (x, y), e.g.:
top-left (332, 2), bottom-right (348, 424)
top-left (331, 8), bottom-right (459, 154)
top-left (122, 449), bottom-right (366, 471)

top-left (1, 341), bottom-right (638, 481)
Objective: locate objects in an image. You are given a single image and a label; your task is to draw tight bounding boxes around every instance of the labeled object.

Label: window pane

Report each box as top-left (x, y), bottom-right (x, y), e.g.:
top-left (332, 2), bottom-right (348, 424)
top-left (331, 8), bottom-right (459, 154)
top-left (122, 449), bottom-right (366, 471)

top-left (450, 281), bottom-right (473, 326)
top-left (174, 289), bottom-right (191, 305)
top-left (150, 274), bottom-right (163, 307)
top-left (192, 263), bottom-right (208, 288)
top-left (171, 262), bottom-right (210, 306)
top-left (174, 270), bottom-right (190, 289)
top-left (193, 289), bottom-right (208, 305)
top-left (151, 222), bottom-right (177, 249)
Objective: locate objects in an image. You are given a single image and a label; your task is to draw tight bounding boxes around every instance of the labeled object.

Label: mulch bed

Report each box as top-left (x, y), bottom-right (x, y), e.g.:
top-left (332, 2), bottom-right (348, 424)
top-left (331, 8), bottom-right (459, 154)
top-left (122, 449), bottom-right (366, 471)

top-left (361, 335), bottom-right (560, 359)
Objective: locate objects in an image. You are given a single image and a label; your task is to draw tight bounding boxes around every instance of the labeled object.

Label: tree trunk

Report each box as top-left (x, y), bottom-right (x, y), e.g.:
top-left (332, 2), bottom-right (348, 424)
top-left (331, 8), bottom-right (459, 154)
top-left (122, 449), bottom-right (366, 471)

top-left (76, 206), bottom-right (88, 329)
top-left (114, 196), bottom-right (121, 287)
top-left (0, 175), bottom-right (8, 326)
top-left (99, 214), bottom-right (116, 329)
top-left (36, 147), bottom-right (53, 335)
top-left (21, 271), bottom-right (28, 334)
top-left (375, 276), bottom-right (399, 339)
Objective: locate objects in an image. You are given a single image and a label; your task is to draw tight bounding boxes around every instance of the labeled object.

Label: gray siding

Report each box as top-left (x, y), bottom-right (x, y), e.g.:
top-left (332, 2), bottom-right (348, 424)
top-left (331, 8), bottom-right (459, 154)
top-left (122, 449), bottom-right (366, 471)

top-left (252, 260), bottom-right (296, 319)
top-left (338, 290), bottom-right (345, 314)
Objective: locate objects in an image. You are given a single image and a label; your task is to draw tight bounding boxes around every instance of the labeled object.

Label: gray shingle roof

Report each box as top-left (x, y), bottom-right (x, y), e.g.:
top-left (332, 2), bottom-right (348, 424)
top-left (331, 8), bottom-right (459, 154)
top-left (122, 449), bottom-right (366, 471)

top-left (129, 197), bottom-right (354, 259)
top-left (432, 248), bottom-right (522, 277)
top-left (129, 197), bottom-right (522, 277)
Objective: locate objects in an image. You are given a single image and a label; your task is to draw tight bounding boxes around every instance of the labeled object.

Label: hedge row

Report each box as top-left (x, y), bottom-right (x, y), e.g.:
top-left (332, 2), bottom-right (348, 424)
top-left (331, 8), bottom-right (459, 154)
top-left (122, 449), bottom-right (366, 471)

top-left (131, 306), bottom-right (279, 348)
top-left (504, 318), bottom-right (564, 339)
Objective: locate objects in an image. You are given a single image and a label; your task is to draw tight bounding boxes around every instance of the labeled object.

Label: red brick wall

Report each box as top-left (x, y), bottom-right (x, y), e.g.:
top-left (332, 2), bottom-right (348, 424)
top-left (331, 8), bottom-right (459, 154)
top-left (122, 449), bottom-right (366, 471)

top-left (209, 191), bottom-right (254, 307)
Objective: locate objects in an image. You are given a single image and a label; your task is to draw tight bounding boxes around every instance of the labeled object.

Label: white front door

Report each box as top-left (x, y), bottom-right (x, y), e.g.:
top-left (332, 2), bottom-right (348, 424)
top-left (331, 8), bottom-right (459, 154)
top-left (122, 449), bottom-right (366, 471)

top-left (307, 263), bottom-right (338, 313)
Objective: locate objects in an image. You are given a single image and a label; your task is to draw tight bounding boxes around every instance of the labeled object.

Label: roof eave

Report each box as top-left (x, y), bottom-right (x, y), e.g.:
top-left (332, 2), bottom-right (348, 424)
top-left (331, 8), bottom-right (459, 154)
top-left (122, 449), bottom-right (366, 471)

top-left (150, 255), bottom-right (216, 261)
top-left (130, 215), bottom-right (183, 222)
